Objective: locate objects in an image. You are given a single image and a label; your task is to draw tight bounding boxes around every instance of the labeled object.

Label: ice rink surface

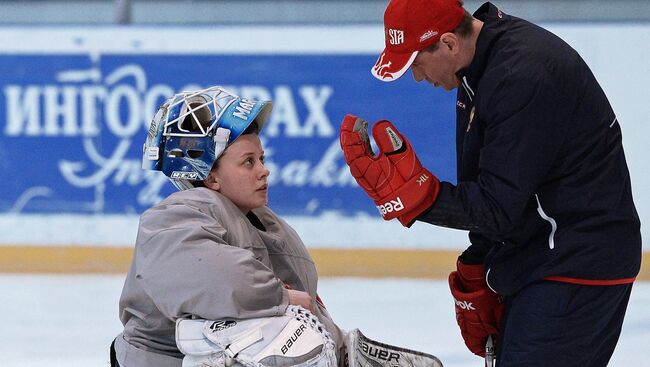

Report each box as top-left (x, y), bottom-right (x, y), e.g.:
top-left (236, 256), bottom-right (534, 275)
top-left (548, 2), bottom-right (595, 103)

top-left (2, 275), bottom-right (648, 367)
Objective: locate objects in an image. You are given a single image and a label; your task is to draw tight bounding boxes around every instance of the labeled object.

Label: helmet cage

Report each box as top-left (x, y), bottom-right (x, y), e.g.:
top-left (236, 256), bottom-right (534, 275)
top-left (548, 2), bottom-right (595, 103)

top-left (163, 87), bottom-right (238, 138)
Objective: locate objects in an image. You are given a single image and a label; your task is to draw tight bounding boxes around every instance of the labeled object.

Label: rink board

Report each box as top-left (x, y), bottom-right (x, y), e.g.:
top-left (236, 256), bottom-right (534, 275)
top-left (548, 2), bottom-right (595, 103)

top-left (1, 245), bottom-right (648, 281)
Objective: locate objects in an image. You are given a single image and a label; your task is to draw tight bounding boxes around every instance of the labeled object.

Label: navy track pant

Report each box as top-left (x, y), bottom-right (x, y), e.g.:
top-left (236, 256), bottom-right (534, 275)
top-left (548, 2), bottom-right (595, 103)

top-left (497, 280), bottom-right (633, 367)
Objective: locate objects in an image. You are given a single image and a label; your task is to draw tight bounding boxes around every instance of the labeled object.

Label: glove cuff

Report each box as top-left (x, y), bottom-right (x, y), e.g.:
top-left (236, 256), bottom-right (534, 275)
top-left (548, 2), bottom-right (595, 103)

top-left (456, 260), bottom-right (485, 283)
top-left (375, 168), bottom-right (440, 225)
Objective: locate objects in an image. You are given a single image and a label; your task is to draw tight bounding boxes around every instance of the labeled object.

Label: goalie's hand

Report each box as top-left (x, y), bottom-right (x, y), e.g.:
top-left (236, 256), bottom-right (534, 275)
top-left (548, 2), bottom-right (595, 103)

top-left (339, 114), bottom-right (440, 227)
top-left (286, 287), bottom-right (314, 313)
top-left (448, 260), bottom-right (503, 357)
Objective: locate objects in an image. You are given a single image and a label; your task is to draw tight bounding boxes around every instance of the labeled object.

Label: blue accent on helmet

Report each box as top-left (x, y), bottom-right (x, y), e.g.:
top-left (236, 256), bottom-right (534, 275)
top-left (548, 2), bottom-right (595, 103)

top-left (219, 97), bottom-right (271, 144)
top-left (141, 86), bottom-right (272, 191)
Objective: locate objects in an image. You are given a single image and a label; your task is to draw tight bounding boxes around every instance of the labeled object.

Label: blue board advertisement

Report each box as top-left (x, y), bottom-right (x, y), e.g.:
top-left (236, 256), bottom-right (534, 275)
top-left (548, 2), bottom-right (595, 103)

top-left (0, 53), bottom-right (457, 216)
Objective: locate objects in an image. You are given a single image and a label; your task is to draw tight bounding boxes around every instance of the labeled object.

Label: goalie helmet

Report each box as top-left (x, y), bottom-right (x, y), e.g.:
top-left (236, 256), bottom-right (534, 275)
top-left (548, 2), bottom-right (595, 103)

top-left (142, 86), bottom-right (273, 191)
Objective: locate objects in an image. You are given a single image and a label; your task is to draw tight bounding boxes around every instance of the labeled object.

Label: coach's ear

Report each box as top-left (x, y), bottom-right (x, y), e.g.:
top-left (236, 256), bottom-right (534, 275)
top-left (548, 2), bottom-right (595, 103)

top-left (439, 32), bottom-right (461, 56)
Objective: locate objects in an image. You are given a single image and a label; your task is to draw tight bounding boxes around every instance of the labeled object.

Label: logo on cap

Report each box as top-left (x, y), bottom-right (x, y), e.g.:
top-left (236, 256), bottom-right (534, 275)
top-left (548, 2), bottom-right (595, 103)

top-left (388, 29), bottom-right (404, 45)
top-left (419, 30), bottom-right (438, 43)
top-left (373, 53), bottom-right (394, 79)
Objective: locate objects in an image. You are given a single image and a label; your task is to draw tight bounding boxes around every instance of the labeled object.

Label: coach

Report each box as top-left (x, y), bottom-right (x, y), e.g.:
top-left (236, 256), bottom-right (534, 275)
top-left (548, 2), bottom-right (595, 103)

top-left (339, 1), bottom-right (642, 366)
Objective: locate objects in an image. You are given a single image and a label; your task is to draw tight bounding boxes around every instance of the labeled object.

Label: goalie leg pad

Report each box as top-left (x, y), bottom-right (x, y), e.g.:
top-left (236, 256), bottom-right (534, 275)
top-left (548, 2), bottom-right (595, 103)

top-left (176, 306), bottom-right (337, 367)
top-left (346, 329), bottom-right (443, 367)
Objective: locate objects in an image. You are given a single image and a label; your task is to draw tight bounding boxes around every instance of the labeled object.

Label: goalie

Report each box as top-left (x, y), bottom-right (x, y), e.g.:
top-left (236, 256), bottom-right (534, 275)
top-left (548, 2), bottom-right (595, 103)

top-left (110, 86), bottom-right (443, 367)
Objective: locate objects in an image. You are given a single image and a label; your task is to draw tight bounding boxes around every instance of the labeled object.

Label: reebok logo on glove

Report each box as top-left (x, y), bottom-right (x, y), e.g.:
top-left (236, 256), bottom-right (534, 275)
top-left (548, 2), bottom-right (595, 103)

top-left (454, 299), bottom-right (476, 311)
top-left (377, 197), bottom-right (404, 216)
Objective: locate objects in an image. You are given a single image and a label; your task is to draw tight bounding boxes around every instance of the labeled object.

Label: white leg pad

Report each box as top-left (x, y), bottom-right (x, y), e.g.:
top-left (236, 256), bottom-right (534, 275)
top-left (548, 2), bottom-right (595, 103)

top-left (176, 306), bottom-right (337, 367)
top-left (346, 329), bottom-right (443, 367)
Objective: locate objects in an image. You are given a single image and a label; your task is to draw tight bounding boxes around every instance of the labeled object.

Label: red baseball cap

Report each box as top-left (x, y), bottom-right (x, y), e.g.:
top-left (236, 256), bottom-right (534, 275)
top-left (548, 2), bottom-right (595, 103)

top-left (371, 0), bottom-right (465, 82)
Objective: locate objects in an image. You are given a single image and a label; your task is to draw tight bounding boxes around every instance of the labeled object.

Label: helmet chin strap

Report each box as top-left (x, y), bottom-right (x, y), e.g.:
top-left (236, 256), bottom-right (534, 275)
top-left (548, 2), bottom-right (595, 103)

top-left (214, 127), bottom-right (231, 159)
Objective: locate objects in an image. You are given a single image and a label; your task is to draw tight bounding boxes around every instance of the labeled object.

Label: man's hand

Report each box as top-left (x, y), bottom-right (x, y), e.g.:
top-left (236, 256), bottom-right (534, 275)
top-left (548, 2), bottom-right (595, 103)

top-left (339, 114), bottom-right (440, 227)
top-left (448, 260), bottom-right (503, 357)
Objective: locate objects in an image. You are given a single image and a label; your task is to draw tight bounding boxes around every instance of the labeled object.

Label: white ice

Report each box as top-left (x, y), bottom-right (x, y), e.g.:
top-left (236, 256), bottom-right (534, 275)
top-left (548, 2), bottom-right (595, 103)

top-left (1, 275), bottom-right (648, 366)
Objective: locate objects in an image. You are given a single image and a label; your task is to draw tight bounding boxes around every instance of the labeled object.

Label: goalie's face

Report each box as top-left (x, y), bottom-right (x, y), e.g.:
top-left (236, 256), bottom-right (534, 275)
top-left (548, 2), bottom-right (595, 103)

top-left (205, 134), bottom-right (270, 213)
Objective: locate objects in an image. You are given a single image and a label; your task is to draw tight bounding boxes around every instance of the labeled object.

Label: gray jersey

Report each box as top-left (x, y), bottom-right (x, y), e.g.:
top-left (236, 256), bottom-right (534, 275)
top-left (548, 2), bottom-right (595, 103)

top-left (114, 187), bottom-right (343, 367)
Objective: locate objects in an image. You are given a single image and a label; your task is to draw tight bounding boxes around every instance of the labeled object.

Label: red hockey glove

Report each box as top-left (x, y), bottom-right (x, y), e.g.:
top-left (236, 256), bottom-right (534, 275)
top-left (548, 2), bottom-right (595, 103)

top-left (339, 114), bottom-right (440, 227)
top-left (448, 260), bottom-right (503, 357)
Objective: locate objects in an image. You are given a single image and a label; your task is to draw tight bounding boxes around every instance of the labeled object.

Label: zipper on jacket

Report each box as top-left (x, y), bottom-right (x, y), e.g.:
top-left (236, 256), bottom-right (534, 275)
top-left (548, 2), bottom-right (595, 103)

top-left (461, 76), bottom-right (475, 102)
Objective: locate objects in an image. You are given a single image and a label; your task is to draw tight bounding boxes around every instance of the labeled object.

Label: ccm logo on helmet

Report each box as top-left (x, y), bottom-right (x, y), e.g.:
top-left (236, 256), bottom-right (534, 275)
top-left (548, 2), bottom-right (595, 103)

top-left (171, 171), bottom-right (199, 180)
top-left (454, 299), bottom-right (476, 311)
top-left (377, 197), bottom-right (404, 216)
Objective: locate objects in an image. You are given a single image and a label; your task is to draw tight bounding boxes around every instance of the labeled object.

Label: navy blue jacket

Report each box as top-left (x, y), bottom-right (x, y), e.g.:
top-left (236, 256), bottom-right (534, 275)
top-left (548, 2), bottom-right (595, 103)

top-left (419, 2), bottom-right (641, 296)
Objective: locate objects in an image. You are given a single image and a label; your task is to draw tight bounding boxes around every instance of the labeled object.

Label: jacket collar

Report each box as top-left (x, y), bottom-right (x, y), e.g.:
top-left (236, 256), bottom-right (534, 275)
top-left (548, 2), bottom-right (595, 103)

top-left (456, 2), bottom-right (509, 95)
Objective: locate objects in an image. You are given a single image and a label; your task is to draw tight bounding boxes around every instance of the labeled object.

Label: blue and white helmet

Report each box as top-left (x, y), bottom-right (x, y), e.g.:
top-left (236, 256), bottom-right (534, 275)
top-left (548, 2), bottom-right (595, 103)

top-left (142, 86), bottom-right (272, 191)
